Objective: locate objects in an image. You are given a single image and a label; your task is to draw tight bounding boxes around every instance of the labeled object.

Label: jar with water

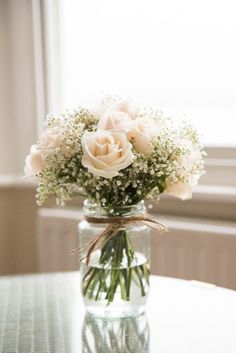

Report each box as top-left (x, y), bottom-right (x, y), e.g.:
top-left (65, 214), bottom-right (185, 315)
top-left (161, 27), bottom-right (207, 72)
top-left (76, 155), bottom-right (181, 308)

top-left (78, 200), bottom-right (150, 318)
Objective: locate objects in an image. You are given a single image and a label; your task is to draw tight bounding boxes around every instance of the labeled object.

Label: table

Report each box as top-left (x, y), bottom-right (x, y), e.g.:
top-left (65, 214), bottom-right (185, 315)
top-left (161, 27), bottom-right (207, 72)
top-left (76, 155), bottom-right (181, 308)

top-left (0, 272), bottom-right (235, 353)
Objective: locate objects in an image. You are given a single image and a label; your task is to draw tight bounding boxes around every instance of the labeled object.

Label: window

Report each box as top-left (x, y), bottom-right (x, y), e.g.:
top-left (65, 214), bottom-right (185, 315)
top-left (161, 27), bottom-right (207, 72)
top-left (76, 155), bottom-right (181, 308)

top-left (41, 0), bottom-right (236, 217)
top-left (51, 0), bottom-right (236, 147)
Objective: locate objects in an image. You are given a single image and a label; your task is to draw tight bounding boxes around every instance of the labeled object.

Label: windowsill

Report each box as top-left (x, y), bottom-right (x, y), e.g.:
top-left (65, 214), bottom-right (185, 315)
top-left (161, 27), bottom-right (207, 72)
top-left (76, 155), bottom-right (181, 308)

top-left (205, 146), bottom-right (236, 159)
top-left (38, 206), bottom-right (236, 236)
top-left (0, 174), bottom-right (37, 189)
top-left (193, 185), bottom-right (236, 203)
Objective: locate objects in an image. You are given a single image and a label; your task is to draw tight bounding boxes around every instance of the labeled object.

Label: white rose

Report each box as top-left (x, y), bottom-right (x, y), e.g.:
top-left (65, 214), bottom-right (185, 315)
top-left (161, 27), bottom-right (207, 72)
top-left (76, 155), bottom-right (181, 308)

top-left (81, 130), bottom-right (134, 178)
top-left (165, 177), bottom-right (198, 200)
top-left (24, 145), bottom-right (45, 176)
top-left (115, 99), bottom-right (138, 119)
top-left (97, 99), bottom-right (163, 155)
top-left (38, 126), bottom-right (63, 152)
top-left (97, 110), bottom-right (134, 131)
top-left (165, 139), bottom-right (202, 200)
top-left (97, 99), bottom-right (138, 131)
top-left (177, 139), bottom-right (202, 171)
top-left (127, 118), bottom-right (158, 154)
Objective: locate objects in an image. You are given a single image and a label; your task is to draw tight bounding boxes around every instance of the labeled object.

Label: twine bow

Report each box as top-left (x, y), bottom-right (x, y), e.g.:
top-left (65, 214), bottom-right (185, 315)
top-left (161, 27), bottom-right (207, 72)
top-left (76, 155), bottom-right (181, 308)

top-left (71, 214), bottom-right (167, 266)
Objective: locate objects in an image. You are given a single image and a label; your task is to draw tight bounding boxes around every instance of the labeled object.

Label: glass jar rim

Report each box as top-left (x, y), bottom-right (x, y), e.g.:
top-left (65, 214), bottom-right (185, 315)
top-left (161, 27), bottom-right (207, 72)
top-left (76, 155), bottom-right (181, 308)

top-left (83, 199), bottom-right (146, 218)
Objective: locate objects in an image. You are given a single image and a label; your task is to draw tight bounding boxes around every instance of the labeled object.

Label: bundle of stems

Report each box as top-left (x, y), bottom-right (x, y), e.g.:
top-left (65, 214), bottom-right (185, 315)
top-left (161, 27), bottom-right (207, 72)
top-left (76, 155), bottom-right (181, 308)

top-left (82, 229), bottom-right (150, 303)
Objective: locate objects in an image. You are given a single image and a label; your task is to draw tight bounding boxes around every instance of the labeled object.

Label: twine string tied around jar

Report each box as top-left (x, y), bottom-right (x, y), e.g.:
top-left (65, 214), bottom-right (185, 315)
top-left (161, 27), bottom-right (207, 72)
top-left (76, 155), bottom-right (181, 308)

top-left (71, 213), bottom-right (167, 266)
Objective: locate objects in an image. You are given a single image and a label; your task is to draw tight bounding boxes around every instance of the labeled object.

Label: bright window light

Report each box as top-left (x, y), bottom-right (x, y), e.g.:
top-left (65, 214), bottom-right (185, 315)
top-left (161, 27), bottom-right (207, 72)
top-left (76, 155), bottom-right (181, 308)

top-left (59, 0), bottom-right (236, 146)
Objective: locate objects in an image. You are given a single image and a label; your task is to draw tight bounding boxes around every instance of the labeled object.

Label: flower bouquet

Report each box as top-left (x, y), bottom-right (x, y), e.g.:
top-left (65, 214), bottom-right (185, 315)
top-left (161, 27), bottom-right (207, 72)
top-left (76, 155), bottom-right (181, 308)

top-left (25, 97), bottom-right (205, 317)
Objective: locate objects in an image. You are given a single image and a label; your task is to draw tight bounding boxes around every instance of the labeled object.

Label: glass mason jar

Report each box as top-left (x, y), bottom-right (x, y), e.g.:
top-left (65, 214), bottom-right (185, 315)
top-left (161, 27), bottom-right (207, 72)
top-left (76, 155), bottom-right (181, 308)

top-left (78, 200), bottom-right (150, 318)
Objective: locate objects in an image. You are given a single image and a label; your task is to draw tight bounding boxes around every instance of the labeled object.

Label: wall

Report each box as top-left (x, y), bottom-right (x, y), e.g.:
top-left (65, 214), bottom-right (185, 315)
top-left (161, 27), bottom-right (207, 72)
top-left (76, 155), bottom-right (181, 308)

top-left (1, 176), bottom-right (236, 291)
top-left (0, 0), bottom-right (38, 274)
top-left (0, 0), bottom-right (38, 174)
top-left (0, 179), bottom-right (37, 274)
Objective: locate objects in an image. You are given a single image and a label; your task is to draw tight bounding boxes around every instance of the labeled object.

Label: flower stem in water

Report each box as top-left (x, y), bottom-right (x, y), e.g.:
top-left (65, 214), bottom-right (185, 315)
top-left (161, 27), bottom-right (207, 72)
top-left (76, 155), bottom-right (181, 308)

top-left (82, 229), bottom-right (149, 303)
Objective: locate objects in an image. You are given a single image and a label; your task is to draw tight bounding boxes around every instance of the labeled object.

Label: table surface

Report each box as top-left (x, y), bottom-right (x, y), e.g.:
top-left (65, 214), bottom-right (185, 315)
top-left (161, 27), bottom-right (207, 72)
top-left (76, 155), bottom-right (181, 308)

top-left (0, 272), bottom-right (235, 353)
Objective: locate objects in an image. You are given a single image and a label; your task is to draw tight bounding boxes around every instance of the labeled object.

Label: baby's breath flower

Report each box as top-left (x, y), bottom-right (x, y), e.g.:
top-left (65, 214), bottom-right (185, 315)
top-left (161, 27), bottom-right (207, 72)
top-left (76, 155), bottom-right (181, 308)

top-left (30, 97), bottom-right (205, 207)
